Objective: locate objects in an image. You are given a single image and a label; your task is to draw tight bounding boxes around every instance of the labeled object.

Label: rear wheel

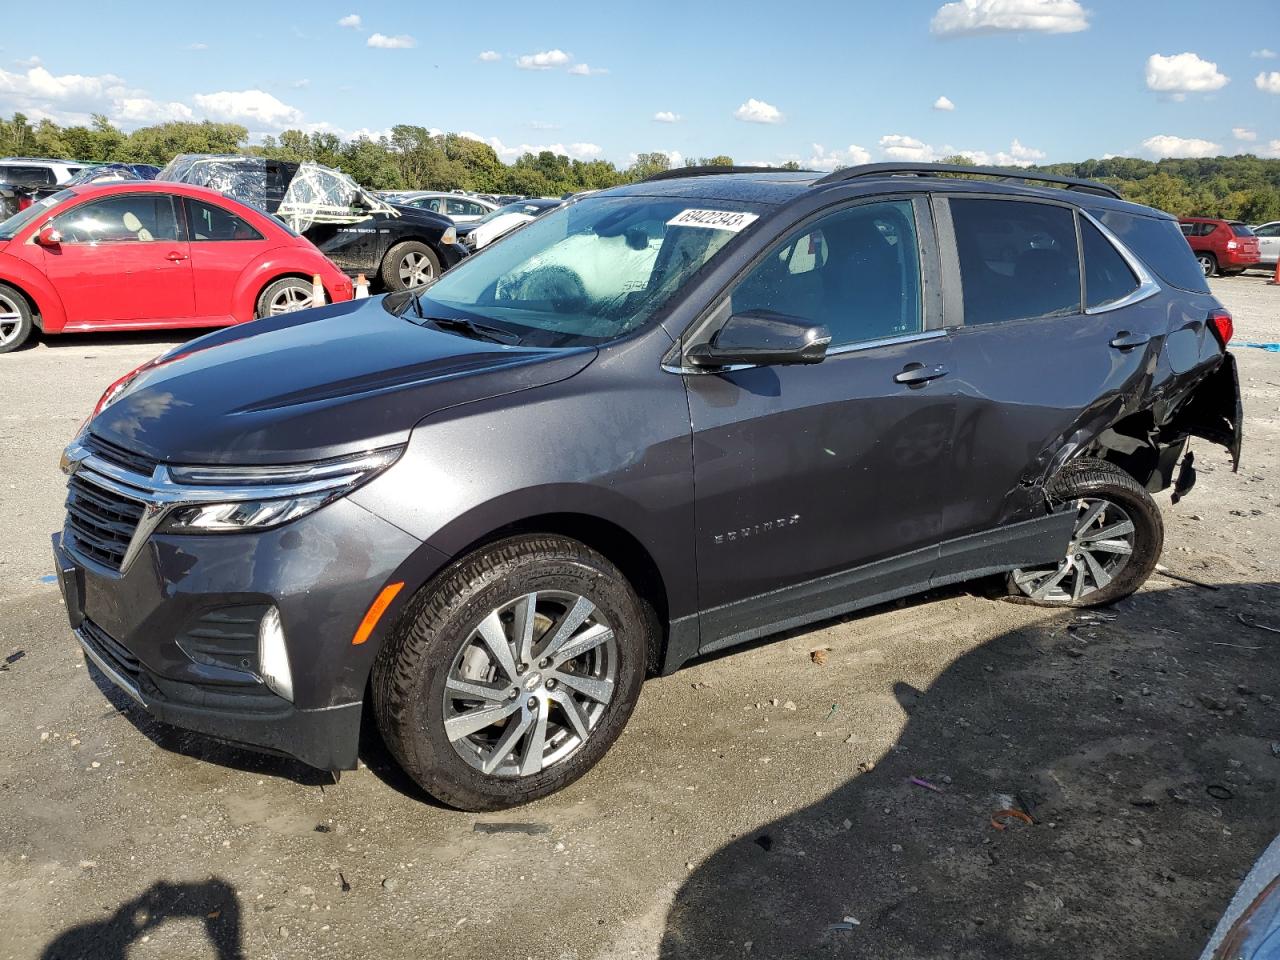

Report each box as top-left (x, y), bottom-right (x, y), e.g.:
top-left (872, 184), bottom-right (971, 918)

top-left (373, 535), bottom-right (649, 810)
top-left (381, 241), bottom-right (441, 291)
top-left (1007, 459), bottom-right (1163, 607)
top-left (255, 277), bottom-right (314, 318)
top-left (0, 284), bottom-right (33, 354)
top-left (1196, 252), bottom-right (1218, 278)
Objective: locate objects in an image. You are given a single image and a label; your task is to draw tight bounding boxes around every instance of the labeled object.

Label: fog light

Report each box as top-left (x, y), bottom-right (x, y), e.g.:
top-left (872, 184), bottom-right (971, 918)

top-left (258, 607), bottom-right (293, 702)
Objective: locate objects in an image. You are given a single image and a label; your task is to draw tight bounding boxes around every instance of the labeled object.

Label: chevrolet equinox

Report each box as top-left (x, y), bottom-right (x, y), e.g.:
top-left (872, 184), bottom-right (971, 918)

top-left (54, 163), bottom-right (1243, 810)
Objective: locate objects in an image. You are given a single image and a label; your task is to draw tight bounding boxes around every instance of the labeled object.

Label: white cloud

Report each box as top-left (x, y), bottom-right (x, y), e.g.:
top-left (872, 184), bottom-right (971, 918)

top-left (337, 14), bottom-right (361, 28)
top-left (291, 78), bottom-right (310, 89)
top-left (478, 50), bottom-right (501, 62)
top-left (806, 143), bottom-right (872, 171)
top-left (734, 98), bottom-right (783, 123)
top-left (568, 63), bottom-right (608, 76)
top-left (459, 131), bottom-right (602, 161)
top-left (1262, 140), bottom-right (1280, 159)
top-left (1257, 71), bottom-right (1280, 94)
top-left (116, 97), bottom-right (194, 123)
top-left (1141, 134), bottom-right (1221, 159)
top-left (367, 33), bottom-right (415, 49)
top-left (880, 134), bottom-right (937, 161)
top-left (653, 110), bottom-right (680, 123)
top-left (527, 120), bottom-right (560, 130)
top-left (933, 95), bottom-right (956, 111)
top-left (186, 42), bottom-right (208, 51)
top-left (931, 0), bottom-right (1089, 36)
top-left (193, 89), bottom-right (303, 127)
top-left (1251, 49), bottom-right (1277, 59)
top-left (14, 56), bottom-right (41, 68)
top-left (1233, 126), bottom-right (1257, 141)
top-left (1145, 53), bottom-right (1229, 94)
top-left (516, 49), bottom-right (571, 70)
top-left (877, 134), bottom-right (1045, 166)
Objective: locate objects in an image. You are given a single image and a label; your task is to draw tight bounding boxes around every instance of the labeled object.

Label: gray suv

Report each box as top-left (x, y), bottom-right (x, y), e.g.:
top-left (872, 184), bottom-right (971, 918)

top-left (53, 163), bottom-right (1243, 810)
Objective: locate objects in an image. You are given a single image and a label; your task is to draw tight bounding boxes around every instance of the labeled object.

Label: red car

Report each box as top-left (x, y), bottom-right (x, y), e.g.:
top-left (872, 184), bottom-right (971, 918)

top-left (1178, 217), bottom-right (1261, 278)
top-left (0, 181), bottom-right (353, 354)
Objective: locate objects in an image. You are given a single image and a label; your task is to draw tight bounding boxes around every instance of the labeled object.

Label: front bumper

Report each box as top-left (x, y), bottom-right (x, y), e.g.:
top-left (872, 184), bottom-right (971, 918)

top-left (52, 498), bottom-right (442, 771)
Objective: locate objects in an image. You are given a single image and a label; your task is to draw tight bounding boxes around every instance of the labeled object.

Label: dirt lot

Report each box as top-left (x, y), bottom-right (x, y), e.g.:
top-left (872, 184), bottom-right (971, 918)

top-left (1, 275), bottom-right (1278, 960)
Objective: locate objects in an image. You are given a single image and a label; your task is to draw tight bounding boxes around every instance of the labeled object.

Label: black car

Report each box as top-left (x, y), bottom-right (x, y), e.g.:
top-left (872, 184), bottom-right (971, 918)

top-left (54, 163), bottom-right (1242, 811)
top-left (157, 155), bottom-right (466, 289)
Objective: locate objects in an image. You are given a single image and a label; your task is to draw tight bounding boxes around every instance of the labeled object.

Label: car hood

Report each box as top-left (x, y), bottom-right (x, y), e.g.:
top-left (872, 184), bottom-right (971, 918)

top-left (388, 203), bottom-right (455, 230)
top-left (89, 296), bottom-right (596, 465)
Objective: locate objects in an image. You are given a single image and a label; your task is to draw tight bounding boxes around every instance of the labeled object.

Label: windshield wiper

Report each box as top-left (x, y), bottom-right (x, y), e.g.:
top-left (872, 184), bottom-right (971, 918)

top-left (424, 315), bottom-right (522, 345)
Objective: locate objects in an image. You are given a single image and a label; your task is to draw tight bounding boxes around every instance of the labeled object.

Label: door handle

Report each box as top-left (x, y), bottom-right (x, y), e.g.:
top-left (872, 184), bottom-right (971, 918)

top-left (165, 251), bottom-right (188, 262)
top-left (1109, 331), bottom-right (1150, 350)
top-left (894, 362), bottom-right (949, 386)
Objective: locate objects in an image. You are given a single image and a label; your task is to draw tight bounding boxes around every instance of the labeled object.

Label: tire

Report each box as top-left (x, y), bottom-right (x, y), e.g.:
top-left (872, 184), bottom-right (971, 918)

top-left (1196, 253), bottom-right (1218, 278)
top-left (255, 277), bottom-right (315, 318)
top-left (0, 283), bottom-right (34, 354)
top-left (1006, 458), bottom-right (1163, 608)
top-left (373, 535), bottom-right (649, 810)
top-left (380, 241), bottom-right (441, 291)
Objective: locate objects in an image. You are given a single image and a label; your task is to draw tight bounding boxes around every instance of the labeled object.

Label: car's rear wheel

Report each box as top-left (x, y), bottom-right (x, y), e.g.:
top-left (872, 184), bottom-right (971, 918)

top-left (381, 241), bottom-right (441, 291)
top-left (1007, 459), bottom-right (1163, 607)
top-left (255, 277), bottom-right (315, 318)
top-left (373, 535), bottom-right (648, 810)
top-left (1196, 253), bottom-right (1218, 278)
top-left (0, 284), bottom-right (34, 354)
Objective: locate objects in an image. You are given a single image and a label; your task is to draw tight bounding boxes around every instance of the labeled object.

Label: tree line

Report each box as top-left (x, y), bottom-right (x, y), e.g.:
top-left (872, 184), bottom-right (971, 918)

top-left (3, 112), bottom-right (1278, 220)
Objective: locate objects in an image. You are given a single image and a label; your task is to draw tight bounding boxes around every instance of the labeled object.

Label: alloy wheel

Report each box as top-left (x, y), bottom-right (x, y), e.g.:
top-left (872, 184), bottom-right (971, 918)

top-left (442, 591), bottom-right (617, 777)
top-left (269, 284), bottom-right (313, 315)
top-left (1011, 498), bottom-right (1136, 603)
top-left (0, 293), bottom-right (23, 347)
top-left (1197, 255), bottom-right (1215, 278)
top-left (398, 251), bottom-right (434, 287)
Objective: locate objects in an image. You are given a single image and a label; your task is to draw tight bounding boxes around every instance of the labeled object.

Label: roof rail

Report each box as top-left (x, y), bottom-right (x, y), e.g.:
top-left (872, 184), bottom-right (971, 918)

top-left (813, 162), bottom-right (1122, 200)
top-left (641, 164), bottom-right (813, 183)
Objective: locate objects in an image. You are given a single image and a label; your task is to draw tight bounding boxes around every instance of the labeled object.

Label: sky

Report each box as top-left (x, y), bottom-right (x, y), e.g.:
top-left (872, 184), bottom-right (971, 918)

top-left (1, 0), bottom-right (1277, 170)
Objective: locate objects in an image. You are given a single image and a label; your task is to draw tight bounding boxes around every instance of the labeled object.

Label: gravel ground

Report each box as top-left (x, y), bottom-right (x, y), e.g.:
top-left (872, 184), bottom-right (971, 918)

top-left (1, 276), bottom-right (1277, 960)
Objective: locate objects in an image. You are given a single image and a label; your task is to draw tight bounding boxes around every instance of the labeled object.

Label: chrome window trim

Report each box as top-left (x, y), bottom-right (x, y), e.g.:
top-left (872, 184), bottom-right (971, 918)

top-left (1080, 209), bottom-right (1161, 314)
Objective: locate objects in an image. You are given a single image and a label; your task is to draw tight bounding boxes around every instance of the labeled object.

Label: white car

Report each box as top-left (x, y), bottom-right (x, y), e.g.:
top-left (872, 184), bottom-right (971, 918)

top-left (392, 192), bottom-right (498, 223)
top-left (1251, 221), bottom-right (1280, 267)
top-left (0, 157), bottom-right (86, 187)
top-left (460, 199), bottom-right (563, 249)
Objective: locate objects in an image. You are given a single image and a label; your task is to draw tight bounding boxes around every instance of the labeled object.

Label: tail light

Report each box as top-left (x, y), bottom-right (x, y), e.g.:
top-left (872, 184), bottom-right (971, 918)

top-left (1208, 309), bottom-right (1233, 348)
top-left (16, 195), bottom-right (31, 212)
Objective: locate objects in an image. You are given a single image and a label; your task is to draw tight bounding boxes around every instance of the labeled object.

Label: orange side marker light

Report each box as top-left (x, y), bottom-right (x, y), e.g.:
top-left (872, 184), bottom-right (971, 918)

top-left (352, 582), bottom-right (405, 645)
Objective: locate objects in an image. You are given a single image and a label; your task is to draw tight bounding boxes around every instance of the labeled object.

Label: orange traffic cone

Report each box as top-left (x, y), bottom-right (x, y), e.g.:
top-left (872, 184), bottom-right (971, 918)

top-left (354, 274), bottom-right (370, 299)
top-left (310, 274), bottom-right (325, 306)
top-left (1269, 258), bottom-right (1280, 286)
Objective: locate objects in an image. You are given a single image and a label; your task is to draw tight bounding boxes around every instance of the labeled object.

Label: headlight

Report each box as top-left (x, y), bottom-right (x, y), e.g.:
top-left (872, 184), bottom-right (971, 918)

top-left (158, 446), bottom-right (403, 533)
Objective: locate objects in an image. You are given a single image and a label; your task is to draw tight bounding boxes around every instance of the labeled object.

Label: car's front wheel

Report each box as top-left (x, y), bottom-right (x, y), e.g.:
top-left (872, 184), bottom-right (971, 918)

top-left (0, 284), bottom-right (34, 354)
top-left (373, 535), bottom-right (649, 810)
top-left (1007, 459), bottom-right (1163, 607)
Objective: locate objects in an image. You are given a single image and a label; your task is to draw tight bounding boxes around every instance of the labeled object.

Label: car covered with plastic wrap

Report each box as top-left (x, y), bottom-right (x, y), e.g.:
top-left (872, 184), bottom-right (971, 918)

top-left (158, 155), bottom-right (465, 290)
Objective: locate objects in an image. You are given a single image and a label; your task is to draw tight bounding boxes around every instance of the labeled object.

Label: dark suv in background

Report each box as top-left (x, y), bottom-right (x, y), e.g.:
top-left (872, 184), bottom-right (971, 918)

top-left (53, 163), bottom-right (1242, 810)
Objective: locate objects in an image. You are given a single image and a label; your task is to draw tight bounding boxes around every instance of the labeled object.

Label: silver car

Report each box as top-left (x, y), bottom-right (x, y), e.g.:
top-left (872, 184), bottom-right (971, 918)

top-left (1251, 221), bottom-right (1280, 267)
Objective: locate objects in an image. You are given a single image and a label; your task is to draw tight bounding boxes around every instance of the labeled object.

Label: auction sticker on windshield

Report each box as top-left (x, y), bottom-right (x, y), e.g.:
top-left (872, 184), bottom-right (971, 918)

top-left (666, 209), bottom-right (759, 232)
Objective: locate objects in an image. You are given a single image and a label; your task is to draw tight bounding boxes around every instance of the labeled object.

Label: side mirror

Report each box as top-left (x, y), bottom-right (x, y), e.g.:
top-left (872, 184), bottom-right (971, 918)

top-left (686, 310), bottom-right (830, 368)
top-left (35, 225), bottom-right (62, 247)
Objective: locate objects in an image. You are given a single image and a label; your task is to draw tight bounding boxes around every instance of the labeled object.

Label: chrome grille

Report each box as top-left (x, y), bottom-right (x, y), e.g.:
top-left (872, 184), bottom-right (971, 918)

top-left (64, 474), bottom-right (146, 571)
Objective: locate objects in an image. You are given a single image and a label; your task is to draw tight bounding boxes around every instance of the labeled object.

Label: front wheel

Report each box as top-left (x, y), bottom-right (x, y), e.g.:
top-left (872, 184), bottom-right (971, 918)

top-left (373, 535), bottom-right (649, 810)
top-left (1007, 459), bottom-right (1163, 607)
top-left (381, 241), bottom-right (441, 291)
top-left (0, 284), bottom-right (34, 354)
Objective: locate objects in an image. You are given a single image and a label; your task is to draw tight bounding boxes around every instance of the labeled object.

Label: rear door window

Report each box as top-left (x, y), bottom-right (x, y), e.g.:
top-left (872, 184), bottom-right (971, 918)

top-left (1082, 219), bottom-right (1139, 310)
top-left (950, 198), bottom-right (1080, 325)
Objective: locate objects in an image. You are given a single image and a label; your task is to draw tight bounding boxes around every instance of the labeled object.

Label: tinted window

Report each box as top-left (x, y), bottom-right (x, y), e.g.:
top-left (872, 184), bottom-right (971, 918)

top-left (1179, 223), bottom-right (1193, 236)
top-left (184, 197), bottom-right (264, 241)
top-left (1093, 209), bottom-right (1210, 293)
top-left (0, 165), bottom-right (54, 186)
top-left (52, 195), bottom-right (179, 243)
top-left (1230, 223), bottom-right (1255, 237)
top-left (1082, 219), bottom-right (1139, 309)
top-left (447, 198), bottom-right (484, 216)
top-left (951, 199), bottom-right (1080, 325)
top-left (1254, 223), bottom-right (1280, 238)
top-left (730, 200), bottom-right (921, 347)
